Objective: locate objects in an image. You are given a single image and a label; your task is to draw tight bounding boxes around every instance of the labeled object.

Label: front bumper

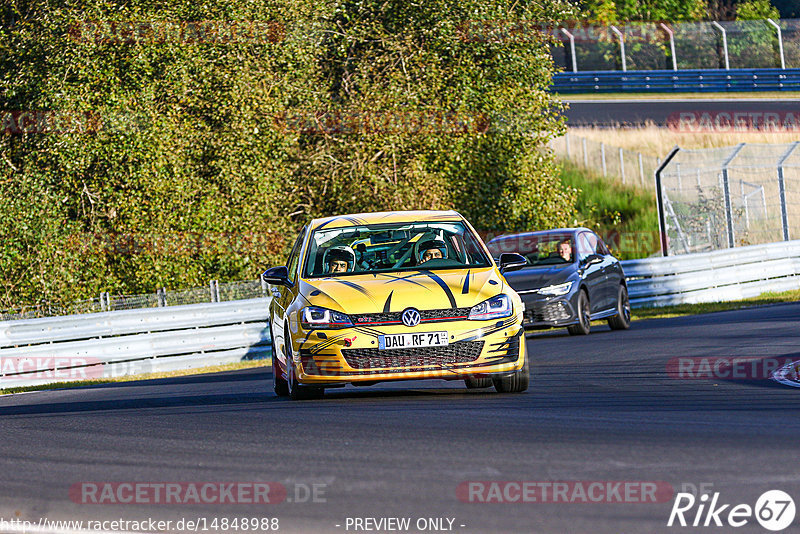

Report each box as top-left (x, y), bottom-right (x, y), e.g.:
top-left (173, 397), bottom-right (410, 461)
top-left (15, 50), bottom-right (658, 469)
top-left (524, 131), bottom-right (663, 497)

top-left (520, 294), bottom-right (578, 328)
top-left (291, 315), bottom-right (525, 385)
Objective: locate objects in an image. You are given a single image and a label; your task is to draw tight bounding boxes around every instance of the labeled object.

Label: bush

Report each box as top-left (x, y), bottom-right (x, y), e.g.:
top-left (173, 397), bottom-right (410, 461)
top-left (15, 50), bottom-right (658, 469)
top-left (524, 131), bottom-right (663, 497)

top-left (0, 0), bottom-right (575, 309)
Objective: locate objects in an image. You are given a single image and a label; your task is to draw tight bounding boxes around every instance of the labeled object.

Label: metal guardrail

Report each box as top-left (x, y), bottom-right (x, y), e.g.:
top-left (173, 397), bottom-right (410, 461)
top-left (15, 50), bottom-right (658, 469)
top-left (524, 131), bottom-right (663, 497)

top-left (552, 69), bottom-right (800, 93)
top-left (0, 298), bottom-right (272, 389)
top-left (621, 239), bottom-right (800, 307)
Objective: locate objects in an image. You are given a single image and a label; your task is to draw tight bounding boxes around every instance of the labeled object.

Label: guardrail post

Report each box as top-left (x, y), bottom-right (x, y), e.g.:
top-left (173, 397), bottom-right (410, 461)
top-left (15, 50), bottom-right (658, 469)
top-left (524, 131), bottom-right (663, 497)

top-left (210, 279), bottom-right (220, 303)
top-left (100, 292), bottom-right (110, 312)
top-left (601, 143), bottom-right (607, 176)
top-left (157, 288), bottom-right (167, 307)
top-left (721, 143), bottom-right (745, 249)
top-left (660, 23), bottom-right (677, 71)
top-left (655, 146), bottom-right (681, 256)
top-left (776, 141), bottom-right (798, 241)
top-left (711, 21), bottom-right (730, 70)
top-left (767, 19), bottom-right (785, 70)
top-left (619, 148), bottom-right (625, 184)
top-left (610, 25), bottom-right (626, 71)
top-left (638, 152), bottom-right (644, 187)
top-left (560, 28), bottom-right (578, 73)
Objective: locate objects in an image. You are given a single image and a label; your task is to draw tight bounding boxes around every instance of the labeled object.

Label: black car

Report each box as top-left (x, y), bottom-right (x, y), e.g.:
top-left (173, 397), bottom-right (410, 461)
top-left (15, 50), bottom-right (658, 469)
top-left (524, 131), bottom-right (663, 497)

top-left (487, 228), bottom-right (630, 335)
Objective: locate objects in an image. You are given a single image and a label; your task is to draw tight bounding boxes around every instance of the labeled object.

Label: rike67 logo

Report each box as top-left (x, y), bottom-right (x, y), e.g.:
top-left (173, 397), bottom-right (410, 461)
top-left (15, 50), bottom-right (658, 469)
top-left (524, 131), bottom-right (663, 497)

top-left (668, 490), bottom-right (795, 531)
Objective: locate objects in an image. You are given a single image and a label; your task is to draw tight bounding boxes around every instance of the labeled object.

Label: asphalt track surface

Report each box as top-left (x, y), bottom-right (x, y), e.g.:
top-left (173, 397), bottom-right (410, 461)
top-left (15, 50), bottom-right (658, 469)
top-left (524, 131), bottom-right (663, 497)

top-left (1, 303), bottom-right (799, 533)
top-left (563, 98), bottom-right (800, 127)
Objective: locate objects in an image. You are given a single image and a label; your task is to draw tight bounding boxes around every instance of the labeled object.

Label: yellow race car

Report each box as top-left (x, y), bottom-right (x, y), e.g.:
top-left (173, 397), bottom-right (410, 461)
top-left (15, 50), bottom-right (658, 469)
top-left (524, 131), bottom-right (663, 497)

top-left (262, 210), bottom-right (529, 399)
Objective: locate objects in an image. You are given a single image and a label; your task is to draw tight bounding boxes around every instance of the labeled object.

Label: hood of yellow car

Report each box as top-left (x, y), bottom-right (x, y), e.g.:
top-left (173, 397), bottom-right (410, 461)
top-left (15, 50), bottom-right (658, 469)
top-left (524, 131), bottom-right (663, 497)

top-left (298, 267), bottom-right (507, 314)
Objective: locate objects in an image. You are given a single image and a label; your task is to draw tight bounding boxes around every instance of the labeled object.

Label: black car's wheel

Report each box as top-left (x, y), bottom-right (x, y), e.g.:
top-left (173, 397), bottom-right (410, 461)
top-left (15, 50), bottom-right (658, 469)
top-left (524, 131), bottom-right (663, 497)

top-left (464, 377), bottom-right (493, 389)
top-left (567, 289), bottom-right (591, 336)
top-left (492, 344), bottom-right (529, 393)
top-left (285, 329), bottom-right (324, 400)
top-left (608, 284), bottom-right (632, 330)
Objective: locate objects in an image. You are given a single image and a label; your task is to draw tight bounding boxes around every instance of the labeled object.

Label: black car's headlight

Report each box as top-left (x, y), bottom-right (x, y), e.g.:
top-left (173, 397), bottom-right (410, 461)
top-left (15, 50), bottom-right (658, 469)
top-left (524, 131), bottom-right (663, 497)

top-left (537, 281), bottom-right (573, 296)
top-left (468, 294), bottom-right (513, 321)
top-left (300, 306), bottom-right (353, 329)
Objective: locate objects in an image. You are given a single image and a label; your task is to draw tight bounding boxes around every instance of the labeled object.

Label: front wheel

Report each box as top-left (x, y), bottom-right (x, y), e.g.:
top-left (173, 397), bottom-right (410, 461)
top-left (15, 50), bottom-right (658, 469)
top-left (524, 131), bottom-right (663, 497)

top-left (567, 289), bottom-right (591, 336)
top-left (493, 344), bottom-right (529, 393)
top-left (608, 285), bottom-right (632, 330)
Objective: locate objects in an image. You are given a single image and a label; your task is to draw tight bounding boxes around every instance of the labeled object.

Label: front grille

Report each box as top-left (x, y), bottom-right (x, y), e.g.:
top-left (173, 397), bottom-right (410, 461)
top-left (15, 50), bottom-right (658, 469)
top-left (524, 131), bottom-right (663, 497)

top-left (525, 301), bottom-right (572, 323)
top-left (341, 340), bottom-right (485, 370)
top-left (351, 307), bottom-right (471, 326)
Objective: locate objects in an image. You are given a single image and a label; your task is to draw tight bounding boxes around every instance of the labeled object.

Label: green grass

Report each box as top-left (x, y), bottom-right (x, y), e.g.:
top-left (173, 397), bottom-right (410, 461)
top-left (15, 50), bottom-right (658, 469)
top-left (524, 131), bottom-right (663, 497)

top-left (559, 161), bottom-right (660, 259)
top-left (557, 91), bottom-right (800, 101)
top-left (632, 289), bottom-right (800, 321)
top-left (0, 359), bottom-right (268, 396)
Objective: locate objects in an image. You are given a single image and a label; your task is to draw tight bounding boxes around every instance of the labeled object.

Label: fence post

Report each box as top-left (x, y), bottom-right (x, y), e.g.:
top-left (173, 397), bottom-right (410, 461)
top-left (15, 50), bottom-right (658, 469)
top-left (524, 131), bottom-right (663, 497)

top-left (610, 25), bottom-right (626, 71)
top-left (561, 28), bottom-right (578, 73)
top-left (582, 137), bottom-right (588, 167)
top-left (711, 21), bottom-right (730, 70)
top-left (100, 292), bottom-right (110, 312)
top-left (767, 19), bottom-right (785, 70)
top-left (157, 288), bottom-right (167, 307)
top-left (655, 146), bottom-right (681, 256)
top-left (676, 162), bottom-right (682, 192)
top-left (660, 23), bottom-right (677, 71)
top-left (638, 152), bottom-right (645, 187)
top-left (721, 143), bottom-right (745, 248)
top-left (619, 148), bottom-right (625, 184)
top-left (601, 143), bottom-right (607, 176)
top-left (565, 132), bottom-right (570, 159)
top-left (777, 141), bottom-right (798, 241)
top-left (210, 280), bottom-right (220, 303)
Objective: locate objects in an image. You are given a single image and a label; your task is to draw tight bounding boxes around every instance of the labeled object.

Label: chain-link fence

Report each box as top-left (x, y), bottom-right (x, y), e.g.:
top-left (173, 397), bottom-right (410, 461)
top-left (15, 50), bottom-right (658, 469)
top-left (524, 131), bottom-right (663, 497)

top-left (549, 133), bottom-right (661, 189)
top-left (657, 142), bottom-right (800, 255)
top-left (0, 279), bottom-right (267, 322)
top-left (550, 19), bottom-right (797, 72)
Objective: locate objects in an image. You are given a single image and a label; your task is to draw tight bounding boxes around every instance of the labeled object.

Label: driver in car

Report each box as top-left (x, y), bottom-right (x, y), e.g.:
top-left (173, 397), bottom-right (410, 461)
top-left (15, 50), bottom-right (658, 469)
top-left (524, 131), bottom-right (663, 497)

top-left (418, 239), bottom-right (448, 264)
top-left (557, 239), bottom-right (573, 262)
top-left (323, 246), bottom-right (356, 273)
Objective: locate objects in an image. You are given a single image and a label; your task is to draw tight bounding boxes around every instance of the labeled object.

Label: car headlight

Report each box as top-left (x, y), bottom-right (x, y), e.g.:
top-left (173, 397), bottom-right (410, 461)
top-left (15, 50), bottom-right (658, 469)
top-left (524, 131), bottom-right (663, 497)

top-left (538, 281), bottom-right (573, 296)
top-left (300, 306), bottom-right (353, 329)
top-left (468, 294), bottom-right (513, 321)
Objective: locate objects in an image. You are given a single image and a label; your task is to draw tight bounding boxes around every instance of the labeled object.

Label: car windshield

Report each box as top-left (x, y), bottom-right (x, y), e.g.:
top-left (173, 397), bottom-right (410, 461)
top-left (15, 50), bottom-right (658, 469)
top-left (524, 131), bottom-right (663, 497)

top-left (303, 221), bottom-right (492, 278)
top-left (487, 232), bottom-right (574, 266)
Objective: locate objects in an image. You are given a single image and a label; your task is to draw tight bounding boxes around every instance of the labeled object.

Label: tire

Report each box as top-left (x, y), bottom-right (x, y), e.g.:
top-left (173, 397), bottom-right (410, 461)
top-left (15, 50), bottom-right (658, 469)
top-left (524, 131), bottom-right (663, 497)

top-left (464, 377), bottom-right (493, 389)
top-left (272, 350), bottom-right (289, 397)
top-left (492, 344), bottom-right (529, 393)
top-left (269, 325), bottom-right (289, 396)
top-left (567, 289), bottom-right (591, 336)
top-left (608, 285), bottom-right (632, 330)
top-left (285, 327), bottom-right (324, 400)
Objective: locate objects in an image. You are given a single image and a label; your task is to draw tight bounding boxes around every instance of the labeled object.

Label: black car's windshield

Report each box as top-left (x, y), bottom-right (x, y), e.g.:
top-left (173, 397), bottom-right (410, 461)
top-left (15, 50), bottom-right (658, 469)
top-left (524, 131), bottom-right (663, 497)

top-left (304, 221), bottom-right (492, 278)
top-left (488, 233), bottom-right (574, 266)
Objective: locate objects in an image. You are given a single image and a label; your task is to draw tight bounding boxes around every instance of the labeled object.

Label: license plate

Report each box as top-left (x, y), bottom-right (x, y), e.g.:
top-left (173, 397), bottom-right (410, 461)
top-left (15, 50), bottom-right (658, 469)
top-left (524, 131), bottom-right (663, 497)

top-left (378, 332), bottom-right (449, 350)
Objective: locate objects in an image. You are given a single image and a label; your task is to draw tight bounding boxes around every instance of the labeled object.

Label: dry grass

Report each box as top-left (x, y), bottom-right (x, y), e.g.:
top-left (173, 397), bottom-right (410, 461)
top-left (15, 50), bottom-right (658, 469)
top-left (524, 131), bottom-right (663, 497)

top-left (569, 125), bottom-right (800, 156)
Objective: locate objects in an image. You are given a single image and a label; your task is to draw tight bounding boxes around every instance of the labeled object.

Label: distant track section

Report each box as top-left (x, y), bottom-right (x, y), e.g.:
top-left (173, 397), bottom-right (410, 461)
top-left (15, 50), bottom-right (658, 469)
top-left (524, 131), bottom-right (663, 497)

top-left (563, 98), bottom-right (800, 127)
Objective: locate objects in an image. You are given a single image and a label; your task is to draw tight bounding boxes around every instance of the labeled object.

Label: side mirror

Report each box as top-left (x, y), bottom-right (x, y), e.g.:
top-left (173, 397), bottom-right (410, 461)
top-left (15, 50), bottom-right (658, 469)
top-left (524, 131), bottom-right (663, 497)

top-left (261, 266), bottom-right (291, 286)
top-left (499, 253), bottom-right (527, 273)
top-left (582, 254), bottom-right (603, 266)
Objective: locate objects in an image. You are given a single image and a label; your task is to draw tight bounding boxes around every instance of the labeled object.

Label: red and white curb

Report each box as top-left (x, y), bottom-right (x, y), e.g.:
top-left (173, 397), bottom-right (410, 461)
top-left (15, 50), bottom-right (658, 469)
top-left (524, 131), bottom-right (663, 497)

top-left (772, 359), bottom-right (800, 388)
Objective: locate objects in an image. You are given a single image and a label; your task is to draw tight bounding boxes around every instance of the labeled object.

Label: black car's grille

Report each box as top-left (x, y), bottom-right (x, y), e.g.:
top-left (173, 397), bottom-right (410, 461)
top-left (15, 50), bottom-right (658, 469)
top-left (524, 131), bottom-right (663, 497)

top-left (525, 301), bottom-right (572, 323)
top-left (351, 307), bottom-right (471, 326)
top-left (342, 340), bottom-right (484, 369)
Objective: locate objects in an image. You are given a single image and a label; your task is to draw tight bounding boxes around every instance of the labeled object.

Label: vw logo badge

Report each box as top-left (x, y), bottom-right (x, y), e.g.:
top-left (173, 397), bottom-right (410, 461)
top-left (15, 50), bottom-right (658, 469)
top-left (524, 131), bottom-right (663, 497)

top-left (401, 308), bottom-right (421, 327)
